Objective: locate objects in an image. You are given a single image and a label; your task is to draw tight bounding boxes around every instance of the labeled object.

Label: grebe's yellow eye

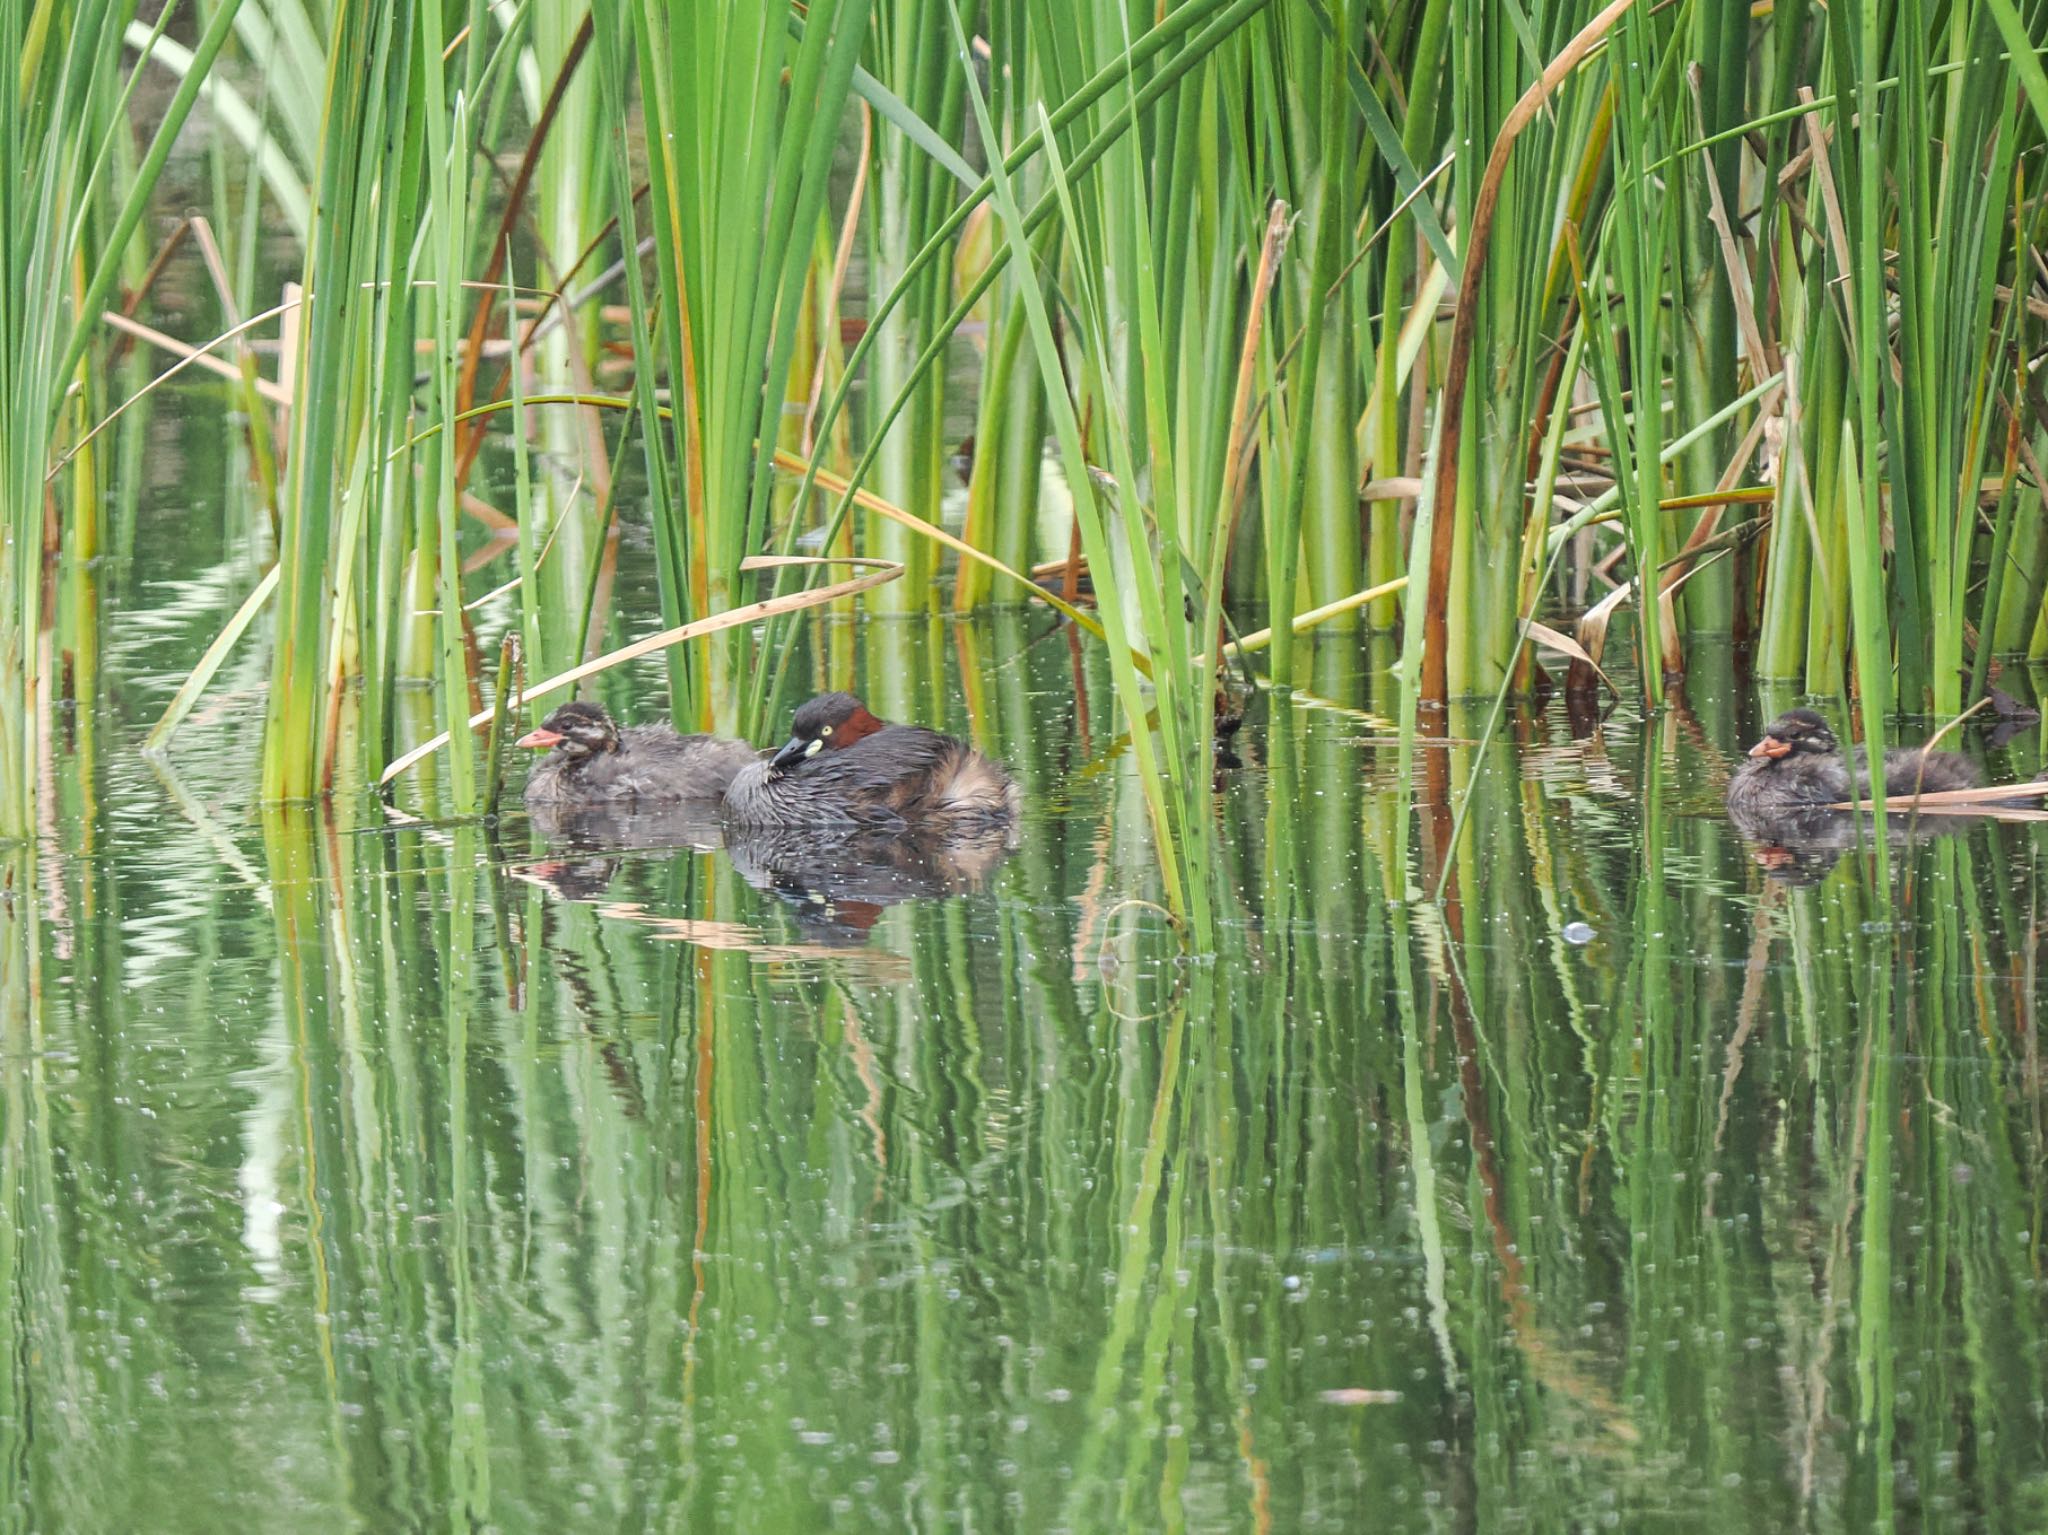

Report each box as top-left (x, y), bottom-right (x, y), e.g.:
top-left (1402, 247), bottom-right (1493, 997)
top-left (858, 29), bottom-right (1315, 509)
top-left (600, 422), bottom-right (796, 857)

top-left (820, 724), bottom-right (833, 737)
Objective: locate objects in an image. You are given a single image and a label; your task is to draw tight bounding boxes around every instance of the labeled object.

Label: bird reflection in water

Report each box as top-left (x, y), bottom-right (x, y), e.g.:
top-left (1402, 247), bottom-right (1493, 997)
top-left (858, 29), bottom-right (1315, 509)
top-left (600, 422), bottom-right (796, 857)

top-left (1728, 799), bottom-right (2048, 886)
top-left (722, 822), bottom-right (1014, 945)
top-left (517, 800), bottom-right (1012, 954)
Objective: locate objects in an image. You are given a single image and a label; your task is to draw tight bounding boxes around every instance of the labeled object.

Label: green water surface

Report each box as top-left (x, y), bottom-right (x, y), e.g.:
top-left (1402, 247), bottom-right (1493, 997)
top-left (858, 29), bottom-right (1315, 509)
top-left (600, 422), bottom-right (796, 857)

top-left (4, 403), bottom-right (2048, 1534)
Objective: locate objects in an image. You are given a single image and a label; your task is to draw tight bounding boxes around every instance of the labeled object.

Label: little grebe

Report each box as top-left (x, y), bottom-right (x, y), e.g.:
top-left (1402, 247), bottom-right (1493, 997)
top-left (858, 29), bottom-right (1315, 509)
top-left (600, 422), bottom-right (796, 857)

top-left (1862, 739), bottom-right (1982, 797)
top-left (1726, 709), bottom-right (1852, 817)
top-left (721, 692), bottom-right (1020, 832)
top-left (1727, 707), bottom-right (1981, 821)
top-left (518, 701), bottom-right (759, 805)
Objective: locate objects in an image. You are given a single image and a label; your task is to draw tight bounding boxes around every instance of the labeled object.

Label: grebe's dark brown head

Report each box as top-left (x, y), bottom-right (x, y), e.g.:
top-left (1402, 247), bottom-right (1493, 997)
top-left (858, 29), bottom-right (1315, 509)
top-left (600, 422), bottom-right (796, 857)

top-left (516, 700), bottom-right (619, 760)
top-left (767, 692), bottom-right (887, 778)
top-left (1747, 707), bottom-right (1837, 762)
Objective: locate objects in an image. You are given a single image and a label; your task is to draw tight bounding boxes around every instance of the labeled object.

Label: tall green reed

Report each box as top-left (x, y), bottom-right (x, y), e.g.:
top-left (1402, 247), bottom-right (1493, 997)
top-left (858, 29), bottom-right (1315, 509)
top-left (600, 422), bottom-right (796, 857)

top-left (859, 0), bottom-right (966, 622)
top-left (261, 1), bottom-right (407, 800)
top-left (6, 2), bottom-right (240, 833)
top-left (49, 0), bottom-right (2047, 858)
top-left (588, 0), bottom-right (868, 731)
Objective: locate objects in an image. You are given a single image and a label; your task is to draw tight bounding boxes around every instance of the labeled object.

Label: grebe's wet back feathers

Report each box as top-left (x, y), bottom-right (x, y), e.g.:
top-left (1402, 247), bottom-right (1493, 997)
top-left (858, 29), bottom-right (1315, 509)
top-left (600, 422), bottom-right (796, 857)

top-left (724, 692), bottom-right (1020, 833)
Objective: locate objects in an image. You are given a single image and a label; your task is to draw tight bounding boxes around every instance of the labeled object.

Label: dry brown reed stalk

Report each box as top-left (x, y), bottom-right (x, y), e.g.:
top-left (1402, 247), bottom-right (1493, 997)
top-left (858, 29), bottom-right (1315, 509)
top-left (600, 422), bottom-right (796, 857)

top-left (451, 15), bottom-right (598, 472)
top-left (1421, 0), bottom-right (1641, 704)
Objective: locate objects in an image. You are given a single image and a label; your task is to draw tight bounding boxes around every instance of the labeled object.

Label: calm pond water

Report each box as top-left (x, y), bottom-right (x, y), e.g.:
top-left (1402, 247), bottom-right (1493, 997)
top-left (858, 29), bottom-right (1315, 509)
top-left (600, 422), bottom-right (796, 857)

top-left (7, 395), bottom-right (2048, 1533)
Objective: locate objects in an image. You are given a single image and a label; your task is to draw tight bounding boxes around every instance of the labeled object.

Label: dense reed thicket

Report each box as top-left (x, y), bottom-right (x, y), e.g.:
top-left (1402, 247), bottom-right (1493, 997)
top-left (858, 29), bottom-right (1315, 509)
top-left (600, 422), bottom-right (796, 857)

top-left (14, 0), bottom-right (2048, 907)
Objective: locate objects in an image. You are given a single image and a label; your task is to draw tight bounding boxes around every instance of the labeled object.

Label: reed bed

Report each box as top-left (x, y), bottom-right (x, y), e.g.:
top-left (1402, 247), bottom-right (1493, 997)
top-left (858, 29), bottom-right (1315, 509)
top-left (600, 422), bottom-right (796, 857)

top-left (10, 0), bottom-right (2048, 916)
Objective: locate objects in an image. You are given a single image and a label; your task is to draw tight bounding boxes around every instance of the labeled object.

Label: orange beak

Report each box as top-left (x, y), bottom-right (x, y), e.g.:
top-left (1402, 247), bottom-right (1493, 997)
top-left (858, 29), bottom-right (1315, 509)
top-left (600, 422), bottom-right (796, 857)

top-left (515, 727), bottom-right (562, 749)
top-left (1748, 735), bottom-right (1791, 759)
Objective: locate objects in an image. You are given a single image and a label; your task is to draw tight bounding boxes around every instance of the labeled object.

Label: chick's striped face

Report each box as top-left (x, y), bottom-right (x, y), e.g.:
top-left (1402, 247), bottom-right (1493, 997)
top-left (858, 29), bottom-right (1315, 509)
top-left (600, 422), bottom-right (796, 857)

top-left (516, 701), bottom-right (617, 759)
top-left (1747, 709), bottom-right (1836, 762)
